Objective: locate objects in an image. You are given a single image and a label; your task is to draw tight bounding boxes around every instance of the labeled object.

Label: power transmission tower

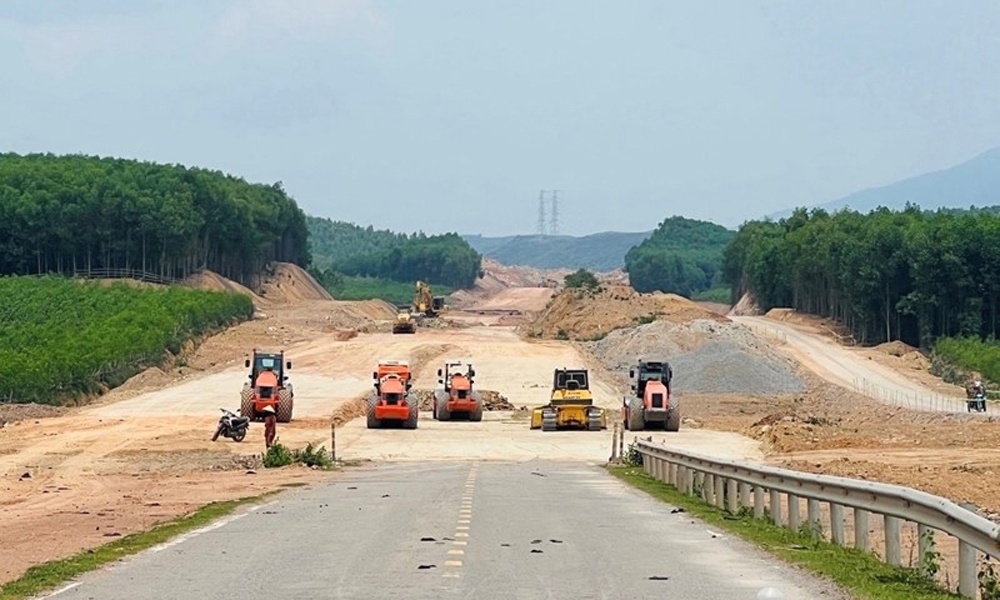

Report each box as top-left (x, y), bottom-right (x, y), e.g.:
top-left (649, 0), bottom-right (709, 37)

top-left (550, 190), bottom-right (560, 235)
top-left (536, 190), bottom-right (547, 236)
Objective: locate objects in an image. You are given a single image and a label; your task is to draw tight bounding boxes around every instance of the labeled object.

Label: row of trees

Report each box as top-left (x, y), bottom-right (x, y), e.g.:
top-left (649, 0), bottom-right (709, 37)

top-left (723, 206), bottom-right (1000, 347)
top-left (0, 277), bottom-right (252, 404)
top-left (308, 218), bottom-right (482, 289)
top-left (0, 153), bottom-right (311, 287)
top-left (624, 216), bottom-right (735, 296)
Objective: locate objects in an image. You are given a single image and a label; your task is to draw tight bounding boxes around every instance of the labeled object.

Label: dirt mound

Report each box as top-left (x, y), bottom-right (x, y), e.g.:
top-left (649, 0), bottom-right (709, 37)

top-left (526, 285), bottom-right (726, 340)
top-left (875, 340), bottom-right (918, 357)
top-left (183, 270), bottom-right (261, 302)
top-left (259, 262), bottom-right (333, 303)
top-left (728, 292), bottom-right (761, 316)
top-left (0, 403), bottom-right (68, 428)
top-left (587, 319), bottom-right (804, 395)
top-left (413, 389), bottom-right (517, 411)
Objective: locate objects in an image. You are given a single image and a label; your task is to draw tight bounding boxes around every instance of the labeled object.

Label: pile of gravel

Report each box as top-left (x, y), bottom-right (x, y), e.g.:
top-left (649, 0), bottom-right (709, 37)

top-left (587, 319), bottom-right (804, 395)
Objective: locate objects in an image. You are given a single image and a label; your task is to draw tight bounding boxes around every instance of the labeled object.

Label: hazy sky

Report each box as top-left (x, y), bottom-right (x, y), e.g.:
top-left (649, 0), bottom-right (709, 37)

top-left (3, 1), bottom-right (1000, 236)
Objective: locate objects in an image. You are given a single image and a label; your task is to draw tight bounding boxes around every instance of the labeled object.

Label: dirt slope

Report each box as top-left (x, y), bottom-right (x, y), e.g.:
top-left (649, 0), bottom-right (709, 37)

top-left (184, 270), bottom-right (262, 302)
top-left (527, 285), bottom-right (725, 340)
top-left (259, 262), bottom-right (334, 302)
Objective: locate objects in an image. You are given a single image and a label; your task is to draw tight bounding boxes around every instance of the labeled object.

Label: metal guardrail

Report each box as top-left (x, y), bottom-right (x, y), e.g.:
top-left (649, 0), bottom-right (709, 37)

top-left (634, 439), bottom-right (1000, 598)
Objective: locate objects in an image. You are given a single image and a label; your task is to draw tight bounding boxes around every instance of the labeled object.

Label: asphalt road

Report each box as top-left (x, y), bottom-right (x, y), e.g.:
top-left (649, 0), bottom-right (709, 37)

top-left (52, 462), bottom-right (846, 600)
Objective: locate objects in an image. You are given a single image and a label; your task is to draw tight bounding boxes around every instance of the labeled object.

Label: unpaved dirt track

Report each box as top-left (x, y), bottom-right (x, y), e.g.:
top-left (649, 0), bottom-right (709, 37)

top-left (734, 316), bottom-right (976, 413)
top-left (53, 462), bottom-right (847, 600)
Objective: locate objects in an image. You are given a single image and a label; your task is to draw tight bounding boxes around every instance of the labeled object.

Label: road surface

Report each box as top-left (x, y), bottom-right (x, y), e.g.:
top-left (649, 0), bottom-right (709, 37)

top-left (52, 462), bottom-right (846, 600)
top-left (734, 316), bottom-right (982, 414)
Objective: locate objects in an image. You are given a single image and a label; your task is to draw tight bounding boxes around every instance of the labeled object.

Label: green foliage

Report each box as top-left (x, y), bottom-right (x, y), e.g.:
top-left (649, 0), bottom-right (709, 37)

top-left (691, 286), bottom-right (731, 304)
top-left (564, 268), bottom-right (600, 290)
top-left (981, 560), bottom-right (1000, 600)
top-left (0, 276), bottom-right (251, 404)
top-left (310, 272), bottom-right (452, 305)
top-left (262, 440), bottom-right (333, 469)
top-left (623, 441), bottom-right (643, 466)
top-left (307, 217), bottom-right (481, 289)
top-left (624, 216), bottom-right (735, 296)
top-left (723, 206), bottom-right (1000, 347)
top-left (920, 529), bottom-right (942, 581)
top-left (555, 328), bottom-right (570, 341)
top-left (0, 153), bottom-right (310, 286)
top-left (935, 337), bottom-right (1000, 383)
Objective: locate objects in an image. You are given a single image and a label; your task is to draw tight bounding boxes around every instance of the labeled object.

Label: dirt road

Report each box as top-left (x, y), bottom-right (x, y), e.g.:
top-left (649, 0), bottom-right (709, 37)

top-left (733, 316), bottom-right (983, 414)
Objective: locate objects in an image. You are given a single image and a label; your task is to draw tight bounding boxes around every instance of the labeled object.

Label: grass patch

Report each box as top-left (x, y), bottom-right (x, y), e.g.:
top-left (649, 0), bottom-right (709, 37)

top-left (0, 492), bottom-right (276, 600)
top-left (319, 275), bottom-right (453, 306)
top-left (608, 466), bottom-right (958, 600)
top-left (692, 286), bottom-right (732, 304)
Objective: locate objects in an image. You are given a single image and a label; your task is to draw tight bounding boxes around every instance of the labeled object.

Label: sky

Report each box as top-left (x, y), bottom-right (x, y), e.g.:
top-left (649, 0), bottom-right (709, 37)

top-left (2, 1), bottom-right (1000, 236)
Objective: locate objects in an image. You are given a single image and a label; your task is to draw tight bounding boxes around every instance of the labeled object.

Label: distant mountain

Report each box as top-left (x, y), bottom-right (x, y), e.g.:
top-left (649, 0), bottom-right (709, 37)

top-left (463, 231), bottom-right (652, 271)
top-left (770, 145), bottom-right (1000, 219)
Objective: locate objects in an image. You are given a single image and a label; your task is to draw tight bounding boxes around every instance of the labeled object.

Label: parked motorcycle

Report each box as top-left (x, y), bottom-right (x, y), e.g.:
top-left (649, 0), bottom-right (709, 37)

top-left (212, 408), bottom-right (250, 442)
top-left (968, 392), bottom-right (987, 413)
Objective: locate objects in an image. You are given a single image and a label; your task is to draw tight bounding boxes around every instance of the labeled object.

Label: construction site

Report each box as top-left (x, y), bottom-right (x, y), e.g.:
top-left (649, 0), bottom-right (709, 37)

top-left (1, 260), bottom-right (997, 588)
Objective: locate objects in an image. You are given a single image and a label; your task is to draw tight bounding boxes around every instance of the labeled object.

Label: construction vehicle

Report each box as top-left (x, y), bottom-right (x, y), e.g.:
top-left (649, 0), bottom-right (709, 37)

top-left (367, 360), bottom-right (419, 429)
top-left (392, 310), bottom-right (416, 334)
top-left (433, 360), bottom-right (483, 421)
top-left (530, 368), bottom-right (606, 432)
top-left (240, 350), bottom-right (294, 423)
top-left (623, 360), bottom-right (679, 431)
top-left (413, 281), bottom-right (446, 317)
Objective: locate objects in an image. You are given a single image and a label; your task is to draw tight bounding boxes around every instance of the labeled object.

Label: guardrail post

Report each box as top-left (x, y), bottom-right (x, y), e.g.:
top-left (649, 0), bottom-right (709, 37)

top-left (695, 472), bottom-right (705, 500)
top-left (807, 499), bottom-right (822, 538)
top-left (769, 489), bottom-right (782, 526)
top-left (959, 503), bottom-right (979, 598)
top-left (854, 509), bottom-right (869, 551)
top-left (683, 467), bottom-right (693, 495)
top-left (703, 473), bottom-right (714, 504)
top-left (787, 494), bottom-right (800, 532)
top-left (726, 478), bottom-right (738, 514)
top-left (753, 486), bottom-right (765, 519)
top-left (884, 515), bottom-right (901, 566)
top-left (668, 462), bottom-right (678, 486)
top-left (830, 503), bottom-right (845, 546)
top-left (715, 476), bottom-right (725, 510)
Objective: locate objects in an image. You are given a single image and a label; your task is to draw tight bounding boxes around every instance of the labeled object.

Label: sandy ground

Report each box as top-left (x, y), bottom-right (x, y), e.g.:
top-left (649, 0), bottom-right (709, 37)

top-left (0, 291), bottom-right (760, 584)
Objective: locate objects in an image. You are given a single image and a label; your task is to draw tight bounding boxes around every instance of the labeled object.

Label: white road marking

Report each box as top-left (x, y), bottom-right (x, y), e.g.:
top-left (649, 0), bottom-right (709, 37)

top-left (43, 582), bottom-right (82, 598)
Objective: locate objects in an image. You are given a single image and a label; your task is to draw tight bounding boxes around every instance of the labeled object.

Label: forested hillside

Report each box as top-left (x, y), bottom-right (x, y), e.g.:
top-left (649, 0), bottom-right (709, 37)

top-left (0, 154), bottom-right (310, 287)
top-left (723, 206), bottom-right (1000, 347)
top-left (464, 231), bottom-right (650, 271)
top-left (624, 216), bottom-right (735, 296)
top-left (308, 217), bottom-right (481, 289)
top-left (0, 277), bottom-right (252, 404)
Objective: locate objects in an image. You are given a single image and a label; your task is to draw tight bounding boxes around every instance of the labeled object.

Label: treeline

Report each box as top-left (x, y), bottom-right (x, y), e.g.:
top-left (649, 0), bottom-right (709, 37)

top-left (0, 277), bottom-right (252, 404)
top-left (308, 218), bottom-right (482, 289)
top-left (0, 153), bottom-right (310, 287)
top-left (723, 206), bottom-right (1000, 347)
top-left (624, 216), bottom-right (735, 296)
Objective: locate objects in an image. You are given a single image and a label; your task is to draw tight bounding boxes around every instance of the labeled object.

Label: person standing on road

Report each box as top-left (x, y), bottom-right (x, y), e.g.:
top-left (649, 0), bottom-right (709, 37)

top-left (261, 405), bottom-right (277, 448)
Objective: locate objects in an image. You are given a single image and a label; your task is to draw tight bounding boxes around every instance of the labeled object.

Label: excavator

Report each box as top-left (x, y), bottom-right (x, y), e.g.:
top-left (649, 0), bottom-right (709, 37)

top-left (413, 281), bottom-right (446, 317)
top-left (530, 368), bottom-right (606, 432)
top-left (367, 360), bottom-right (419, 429)
top-left (240, 350), bottom-right (294, 422)
top-left (433, 360), bottom-right (483, 421)
top-left (623, 360), bottom-right (679, 431)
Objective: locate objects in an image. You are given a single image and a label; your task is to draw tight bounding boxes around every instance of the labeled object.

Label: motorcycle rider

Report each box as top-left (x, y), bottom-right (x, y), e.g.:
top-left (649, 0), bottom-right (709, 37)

top-left (972, 379), bottom-right (986, 398)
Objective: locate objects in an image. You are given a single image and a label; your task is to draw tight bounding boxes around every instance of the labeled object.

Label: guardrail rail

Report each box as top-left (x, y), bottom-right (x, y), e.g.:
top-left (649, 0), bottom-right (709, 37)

top-left (634, 439), bottom-right (1000, 598)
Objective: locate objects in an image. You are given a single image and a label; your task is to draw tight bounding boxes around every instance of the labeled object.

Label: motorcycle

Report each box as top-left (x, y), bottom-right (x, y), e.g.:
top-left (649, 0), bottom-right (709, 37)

top-left (212, 408), bottom-right (250, 442)
top-left (968, 392), bottom-right (987, 413)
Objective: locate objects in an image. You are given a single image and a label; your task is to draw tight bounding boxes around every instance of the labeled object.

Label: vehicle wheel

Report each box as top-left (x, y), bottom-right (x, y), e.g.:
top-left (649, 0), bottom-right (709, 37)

top-left (233, 426), bottom-right (247, 442)
top-left (434, 391), bottom-right (451, 421)
top-left (366, 394), bottom-right (381, 429)
top-left (240, 386), bottom-right (255, 420)
top-left (211, 425), bottom-right (222, 442)
top-left (628, 397), bottom-right (645, 431)
top-left (276, 388), bottom-right (293, 423)
top-left (404, 395), bottom-right (419, 429)
top-left (469, 391), bottom-right (483, 422)
top-left (541, 408), bottom-right (557, 432)
top-left (587, 408), bottom-right (603, 431)
top-left (622, 400), bottom-right (630, 431)
top-left (665, 407), bottom-right (680, 432)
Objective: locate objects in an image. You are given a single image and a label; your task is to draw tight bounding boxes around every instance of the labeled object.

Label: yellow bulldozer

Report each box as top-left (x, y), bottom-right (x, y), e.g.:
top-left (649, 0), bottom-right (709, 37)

top-left (413, 281), bottom-right (446, 317)
top-left (530, 368), bottom-right (606, 432)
